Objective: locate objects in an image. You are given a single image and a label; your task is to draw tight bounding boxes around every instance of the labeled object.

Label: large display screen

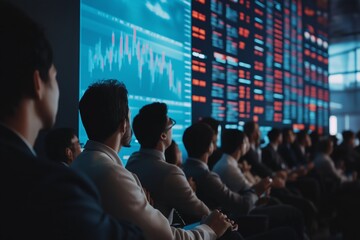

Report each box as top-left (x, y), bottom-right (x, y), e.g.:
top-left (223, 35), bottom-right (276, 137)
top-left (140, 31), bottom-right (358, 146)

top-left (79, 0), bottom-right (192, 161)
top-left (192, 0), bottom-right (329, 135)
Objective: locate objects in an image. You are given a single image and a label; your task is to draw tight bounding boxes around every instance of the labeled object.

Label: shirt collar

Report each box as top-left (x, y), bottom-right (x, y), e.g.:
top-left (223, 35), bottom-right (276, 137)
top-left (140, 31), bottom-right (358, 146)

top-left (187, 157), bottom-right (209, 171)
top-left (84, 140), bottom-right (123, 166)
top-left (139, 148), bottom-right (166, 161)
top-left (221, 153), bottom-right (238, 167)
top-left (0, 122), bottom-right (37, 156)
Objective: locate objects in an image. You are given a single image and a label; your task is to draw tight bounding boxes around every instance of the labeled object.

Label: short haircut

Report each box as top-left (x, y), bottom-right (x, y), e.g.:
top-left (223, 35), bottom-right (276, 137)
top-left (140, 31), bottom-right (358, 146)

top-left (342, 130), bottom-right (355, 143)
top-left (132, 102), bottom-right (168, 148)
top-left (318, 137), bottom-right (332, 153)
top-left (198, 117), bottom-right (220, 134)
top-left (244, 121), bottom-right (257, 138)
top-left (79, 80), bottom-right (129, 142)
top-left (165, 140), bottom-right (179, 165)
top-left (296, 130), bottom-right (309, 143)
top-left (45, 128), bottom-right (77, 163)
top-left (282, 128), bottom-right (293, 139)
top-left (183, 123), bottom-right (214, 158)
top-left (221, 129), bottom-right (246, 155)
top-left (267, 128), bottom-right (282, 142)
top-left (0, 2), bottom-right (53, 119)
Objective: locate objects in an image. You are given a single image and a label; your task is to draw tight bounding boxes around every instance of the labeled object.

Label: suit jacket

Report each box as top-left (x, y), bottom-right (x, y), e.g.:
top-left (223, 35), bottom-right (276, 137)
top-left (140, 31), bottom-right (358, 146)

top-left (126, 149), bottom-right (210, 222)
top-left (72, 142), bottom-right (216, 240)
top-left (261, 144), bottom-right (287, 172)
top-left (0, 124), bottom-right (143, 240)
top-left (278, 143), bottom-right (298, 169)
top-left (241, 147), bottom-right (273, 178)
top-left (183, 158), bottom-right (258, 217)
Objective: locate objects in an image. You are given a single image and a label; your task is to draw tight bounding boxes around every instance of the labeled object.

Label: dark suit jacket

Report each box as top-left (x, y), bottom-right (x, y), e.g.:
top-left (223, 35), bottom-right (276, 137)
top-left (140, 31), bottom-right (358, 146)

top-left (183, 158), bottom-right (257, 217)
top-left (0, 125), bottom-right (143, 239)
top-left (262, 144), bottom-right (287, 172)
top-left (241, 148), bottom-right (273, 178)
top-left (278, 144), bottom-right (298, 169)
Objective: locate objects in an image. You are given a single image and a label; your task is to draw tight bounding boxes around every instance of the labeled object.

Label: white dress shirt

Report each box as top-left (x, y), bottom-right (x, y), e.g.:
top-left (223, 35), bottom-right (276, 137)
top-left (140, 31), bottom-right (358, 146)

top-left (71, 140), bottom-right (216, 240)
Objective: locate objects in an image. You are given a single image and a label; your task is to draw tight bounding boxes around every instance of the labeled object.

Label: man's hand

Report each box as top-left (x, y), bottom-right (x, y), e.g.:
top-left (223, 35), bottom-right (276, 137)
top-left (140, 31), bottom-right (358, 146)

top-left (202, 210), bottom-right (233, 237)
top-left (252, 177), bottom-right (272, 196)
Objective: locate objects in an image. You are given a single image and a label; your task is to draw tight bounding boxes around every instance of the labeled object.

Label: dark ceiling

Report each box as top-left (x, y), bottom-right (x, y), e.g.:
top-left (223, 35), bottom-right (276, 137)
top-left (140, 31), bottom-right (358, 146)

top-left (330, 0), bottom-right (360, 41)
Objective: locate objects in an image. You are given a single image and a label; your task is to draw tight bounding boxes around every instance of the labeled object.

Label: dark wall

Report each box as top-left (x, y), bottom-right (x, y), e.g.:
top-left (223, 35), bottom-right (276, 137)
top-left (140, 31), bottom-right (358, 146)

top-left (11, 0), bottom-right (80, 156)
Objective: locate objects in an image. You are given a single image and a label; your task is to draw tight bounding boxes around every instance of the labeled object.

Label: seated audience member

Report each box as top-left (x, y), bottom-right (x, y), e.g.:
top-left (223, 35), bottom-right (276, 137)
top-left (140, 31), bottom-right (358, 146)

top-left (354, 130), bottom-right (360, 155)
top-left (332, 130), bottom-right (360, 175)
top-left (0, 2), bottom-right (143, 239)
top-left (165, 140), bottom-right (183, 167)
top-left (278, 128), bottom-right (299, 170)
top-left (198, 117), bottom-right (222, 170)
top-left (213, 129), bottom-right (270, 194)
top-left (292, 130), bottom-right (314, 169)
top-left (45, 127), bottom-right (82, 166)
top-left (165, 140), bottom-right (196, 192)
top-left (126, 103), bottom-right (211, 224)
top-left (182, 124), bottom-right (305, 239)
top-left (71, 81), bottom-right (230, 240)
top-left (314, 137), bottom-right (355, 184)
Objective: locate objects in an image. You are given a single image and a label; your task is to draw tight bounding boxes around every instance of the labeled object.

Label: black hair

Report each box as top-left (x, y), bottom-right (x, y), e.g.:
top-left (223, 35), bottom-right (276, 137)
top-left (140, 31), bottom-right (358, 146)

top-left (132, 102), bottom-right (168, 148)
top-left (243, 121), bottom-right (257, 138)
top-left (79, 80), bottom-right (129, 142)
top-left (0, 1), bottom-right (53, 119)
top-left (198, 117), bottom-right (220, 134)
top-left (183, 123), bottom-right (214, 158)
top-left (267, 128), bottom-right (282, 142)
top-left (165, 140), bottom-right (180, 165)
top-left (221, 129), bottom-right (246, 155)
top-left (342, 130), bottom-right (355, 143)
top-left (45, 128), bottom-right (77, 164)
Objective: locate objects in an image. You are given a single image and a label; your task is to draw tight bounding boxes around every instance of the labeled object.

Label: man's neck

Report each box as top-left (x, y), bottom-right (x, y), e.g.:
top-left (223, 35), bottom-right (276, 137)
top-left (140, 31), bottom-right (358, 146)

top-left (103, 131), bottom-right (122, 153)
top-left (1, 101), bottom-right (42, 147)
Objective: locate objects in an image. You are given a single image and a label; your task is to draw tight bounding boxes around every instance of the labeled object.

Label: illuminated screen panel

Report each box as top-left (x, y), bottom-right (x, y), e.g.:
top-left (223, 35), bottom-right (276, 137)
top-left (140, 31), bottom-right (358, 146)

top-left (79, 0), bottom-right (192, 162)
top-left (192, 0), bottom-right (329, 134)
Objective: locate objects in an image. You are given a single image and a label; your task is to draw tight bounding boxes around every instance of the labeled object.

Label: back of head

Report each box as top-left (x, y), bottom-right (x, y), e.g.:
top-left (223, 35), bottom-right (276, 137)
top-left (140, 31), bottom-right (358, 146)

top-left (221, 129), bottom-right (245, 155)
top-left (267, 128), bottom-right (282, 143)
top-left (342, 130), bottom-right (355, 144)
top-left (0, 1), bottom-right (53, 120)
top-left (296, 130), bottom-right (308, 144)
top-left (198, 117), bottom-right (220, 134)
top-left (45, 128), bottom-right (76, 164)
top-left (79, 80), bottom-right (129, 142)
top-left (132, 102), bottom-right (168, 148)
top-left (244, 121), bottom-right (256, 138)
top-left (165, 140), bottom-right (181, 166)
top-left (318, 137), bottom-right (332, 154)
top-left (183, 123), bottom-right (214, 158)
top-left (282, 128), bottom-right (294, 144)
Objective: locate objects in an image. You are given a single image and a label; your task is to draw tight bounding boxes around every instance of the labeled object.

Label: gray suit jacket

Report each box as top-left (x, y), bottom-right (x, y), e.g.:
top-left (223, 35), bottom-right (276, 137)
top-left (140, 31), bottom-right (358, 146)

top-left (183, 158), bottom-right (258, 217)
top-left (71, 141), bottom-right (216, 240)
top-left (126, 148), bottom-right (210, 222)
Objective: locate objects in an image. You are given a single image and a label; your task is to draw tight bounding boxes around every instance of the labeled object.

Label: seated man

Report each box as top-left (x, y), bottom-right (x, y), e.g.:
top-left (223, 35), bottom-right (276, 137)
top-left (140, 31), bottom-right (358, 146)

top-left (182, 123), bottom-right (306, 239)
top-left (45, 127), bottom-right (82, 166)
top-left (71, 81), bottom-right (231, 240)
top-left (126, 102), bottom-right (210, 223)
top-left (0, 2), bottom-right (143, 239)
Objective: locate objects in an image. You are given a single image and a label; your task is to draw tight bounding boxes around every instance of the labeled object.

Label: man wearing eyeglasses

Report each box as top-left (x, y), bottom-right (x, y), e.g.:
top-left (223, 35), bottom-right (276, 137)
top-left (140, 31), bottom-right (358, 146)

top-left (126, 102), bottom-right (212, 225)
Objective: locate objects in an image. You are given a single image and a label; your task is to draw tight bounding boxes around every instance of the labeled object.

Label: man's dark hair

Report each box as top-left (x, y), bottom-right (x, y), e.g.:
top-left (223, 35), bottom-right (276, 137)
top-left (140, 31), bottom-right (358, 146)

top-left (342, 130), bottom-right (355, 143)
top-left (221, 129), bottom-right (246, 155)
top-left (183, 123), bottom-right (214, 158)
top-left (165, 140), bottom-right (179, 165)
top-left (243, 121), bottom-right (257, 138)
top-left (132, 102), bottom-right (168, 148)
top-left (0, 2), bottom-right (53, 119)
top-left (198, 117), bottom-right (220, 134)
top-left (296, 130), bottom-right (309, 143)
top-left (268, 128), bottom-right (282, 143)
top-left (45, 128), bottom-right (77, 164)
top-left (318, 137), bottom-right (332, 154)
top-left (79, 80), bottom-right (129, 142)
top-left (282, 128), bottom-right (293, 141)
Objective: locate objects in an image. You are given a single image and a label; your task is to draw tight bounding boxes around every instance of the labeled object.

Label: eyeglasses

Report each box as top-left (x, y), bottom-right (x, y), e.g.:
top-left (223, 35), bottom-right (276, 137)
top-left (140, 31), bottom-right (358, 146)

top-left (164, 117), bottom-right (176, 132)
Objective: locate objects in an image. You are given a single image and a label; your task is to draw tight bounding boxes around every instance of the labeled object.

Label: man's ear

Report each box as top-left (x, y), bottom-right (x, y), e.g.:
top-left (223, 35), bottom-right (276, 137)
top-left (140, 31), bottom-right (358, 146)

top-left (33, 70), bottom-right (43, 100)
top-left (118, 120), bottom-right (126, 134)
top-left (160, 132), bottom-right (167, 140)
top-left (65, 147), bottom-right (73, 161)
